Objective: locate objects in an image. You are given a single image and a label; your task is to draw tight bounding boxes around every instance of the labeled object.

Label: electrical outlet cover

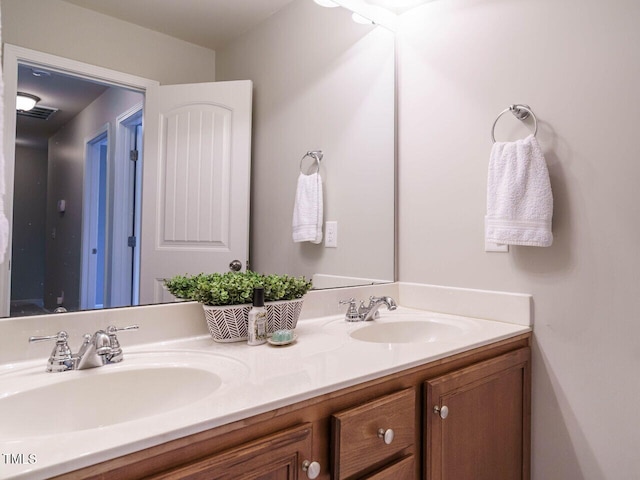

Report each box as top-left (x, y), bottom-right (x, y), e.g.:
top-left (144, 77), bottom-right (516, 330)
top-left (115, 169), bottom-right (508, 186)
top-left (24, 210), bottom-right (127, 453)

top-left (325, 221), bottom-right (338, 248)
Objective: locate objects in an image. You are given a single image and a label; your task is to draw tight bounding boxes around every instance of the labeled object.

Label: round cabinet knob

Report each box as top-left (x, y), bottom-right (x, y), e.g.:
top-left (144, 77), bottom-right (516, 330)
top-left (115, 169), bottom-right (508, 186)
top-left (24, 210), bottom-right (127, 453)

top-left (302, 460), bottom-right (321, 479)
top-left (229, 259), bottom-right (242, 271)
top-left (377, 428), bottom-right (395, 445)
top-left (434, 405), bottom-right (449, 419)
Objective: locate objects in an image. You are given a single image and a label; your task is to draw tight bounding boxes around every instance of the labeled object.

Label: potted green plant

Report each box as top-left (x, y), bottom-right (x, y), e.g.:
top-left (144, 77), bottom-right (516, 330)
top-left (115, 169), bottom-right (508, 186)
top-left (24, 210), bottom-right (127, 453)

top-left (164, 271), bottom-right (312, 342)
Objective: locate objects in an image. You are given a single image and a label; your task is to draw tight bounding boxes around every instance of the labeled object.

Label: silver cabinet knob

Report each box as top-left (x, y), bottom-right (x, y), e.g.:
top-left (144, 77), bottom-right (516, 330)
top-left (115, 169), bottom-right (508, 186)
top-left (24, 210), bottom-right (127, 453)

top-left (229, 259), bottom-right (242, 271)
top-left (302, 460), bottom-right (321, 479)
top-left (377, 428), bottom-right (395, 445)
top-left (434, 405), bottom-right (449, 419)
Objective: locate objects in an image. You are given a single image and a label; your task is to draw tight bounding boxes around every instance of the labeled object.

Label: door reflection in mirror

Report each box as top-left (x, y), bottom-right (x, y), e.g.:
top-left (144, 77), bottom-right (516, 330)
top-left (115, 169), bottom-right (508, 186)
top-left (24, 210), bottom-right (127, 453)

top-left (11, 65), bottom-right (145, 316)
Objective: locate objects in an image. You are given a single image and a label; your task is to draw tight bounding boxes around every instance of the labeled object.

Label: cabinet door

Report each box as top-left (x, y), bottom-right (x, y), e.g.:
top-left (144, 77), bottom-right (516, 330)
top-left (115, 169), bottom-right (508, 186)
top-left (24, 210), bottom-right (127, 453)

top-left (425, 348), bottom-right (530, 480)
top-left (151, 423), bottom-right (314, 480)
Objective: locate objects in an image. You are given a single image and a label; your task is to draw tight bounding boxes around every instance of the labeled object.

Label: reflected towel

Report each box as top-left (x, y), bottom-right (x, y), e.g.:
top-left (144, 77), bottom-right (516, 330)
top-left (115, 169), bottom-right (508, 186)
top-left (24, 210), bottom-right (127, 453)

top-left (485, 134), bottom-right (553, 247)
top-left (292, 172), bottom-right (323, 244)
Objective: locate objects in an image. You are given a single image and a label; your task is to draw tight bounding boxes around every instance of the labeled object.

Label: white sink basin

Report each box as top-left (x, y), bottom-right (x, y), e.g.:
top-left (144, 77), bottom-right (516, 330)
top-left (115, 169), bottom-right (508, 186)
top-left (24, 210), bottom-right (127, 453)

top-left (323, 312), bottom-right (481, 344)
top-left (0, 350), bottom-right (247, 439)
top-left (350, 320), bottom-right (466, 343)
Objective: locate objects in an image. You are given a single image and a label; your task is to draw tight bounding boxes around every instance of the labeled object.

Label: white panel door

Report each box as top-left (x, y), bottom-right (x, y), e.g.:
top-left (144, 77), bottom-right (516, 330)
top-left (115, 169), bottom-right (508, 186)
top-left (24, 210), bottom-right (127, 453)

top-left (140, 81), bottom-right (252, 304)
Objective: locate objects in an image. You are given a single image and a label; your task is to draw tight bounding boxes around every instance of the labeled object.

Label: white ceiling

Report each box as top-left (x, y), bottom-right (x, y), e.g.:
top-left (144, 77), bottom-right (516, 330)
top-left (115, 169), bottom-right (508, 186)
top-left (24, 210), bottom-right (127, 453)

top-left (20, 0), bottom-right (413, 148)
top-left (16, 65), bottom-right (111, 149)
top-left (18, 1), bottom-right (301, 149)
top-left (61, 0), bottom-right (297, 50)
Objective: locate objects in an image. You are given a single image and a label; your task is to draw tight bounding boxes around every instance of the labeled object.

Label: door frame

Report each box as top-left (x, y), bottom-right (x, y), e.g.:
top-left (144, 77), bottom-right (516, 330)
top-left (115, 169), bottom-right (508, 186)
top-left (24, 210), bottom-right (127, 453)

top-left (1, 44), bottom-right (159, 316)
top-left (112, 104), bottom-right (144, 307)
top-left (80, 125), bottom-right (110, 310)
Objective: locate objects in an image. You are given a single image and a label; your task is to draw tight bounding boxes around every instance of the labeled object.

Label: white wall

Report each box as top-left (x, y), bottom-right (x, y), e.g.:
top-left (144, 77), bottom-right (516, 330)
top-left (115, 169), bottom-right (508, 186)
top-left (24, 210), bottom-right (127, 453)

top-left (397, 0), bottom-right (640, 478)
top-left (11, 145), bottom-right (47, 303)
top-left (217, 0), bottom-right (395, 283)
top-left (1, 0), bottom-right (216, 85)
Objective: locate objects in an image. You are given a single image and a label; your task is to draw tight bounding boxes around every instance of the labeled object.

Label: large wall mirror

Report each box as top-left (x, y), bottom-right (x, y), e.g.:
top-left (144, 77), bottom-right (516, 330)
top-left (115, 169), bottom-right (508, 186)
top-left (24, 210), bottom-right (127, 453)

top-left (1, 0), bottom-right (395, 317)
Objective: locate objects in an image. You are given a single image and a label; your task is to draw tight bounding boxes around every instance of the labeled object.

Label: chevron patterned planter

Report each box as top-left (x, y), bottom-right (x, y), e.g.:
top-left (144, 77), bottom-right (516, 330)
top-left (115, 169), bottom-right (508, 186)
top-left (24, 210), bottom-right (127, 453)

top-left (265, 299), bottom-right (304, 334)
top-left (202, 298), bottom-right (304, 343)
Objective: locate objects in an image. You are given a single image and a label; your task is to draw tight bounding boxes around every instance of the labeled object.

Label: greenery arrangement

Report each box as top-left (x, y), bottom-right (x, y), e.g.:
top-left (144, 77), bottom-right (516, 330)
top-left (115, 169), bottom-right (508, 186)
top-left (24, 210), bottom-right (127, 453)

top-left (164, 271), bottom-right (313, 306)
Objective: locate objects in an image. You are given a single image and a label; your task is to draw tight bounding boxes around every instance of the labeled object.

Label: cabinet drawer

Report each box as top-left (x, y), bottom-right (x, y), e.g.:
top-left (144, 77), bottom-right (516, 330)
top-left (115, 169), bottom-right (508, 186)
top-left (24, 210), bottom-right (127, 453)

top-left (364, 455), bottom-right (415, 480)
top-left (332, 387), bottom-right (415, 479)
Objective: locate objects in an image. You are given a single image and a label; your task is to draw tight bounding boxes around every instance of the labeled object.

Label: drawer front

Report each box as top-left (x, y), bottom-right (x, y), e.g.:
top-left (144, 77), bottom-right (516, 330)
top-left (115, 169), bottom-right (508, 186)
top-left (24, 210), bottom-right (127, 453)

top-left (332, 387), bottom-right (415, 479)
top-left (149, 423), bottom-right (313, 480)
top-left (364, 455), bottom-right (415, 480)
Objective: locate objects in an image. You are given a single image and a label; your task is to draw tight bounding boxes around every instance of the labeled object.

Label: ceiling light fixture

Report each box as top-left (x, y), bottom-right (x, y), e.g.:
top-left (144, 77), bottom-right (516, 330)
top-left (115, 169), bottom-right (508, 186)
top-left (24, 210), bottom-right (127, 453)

top-left (324, 0), bottom-right (431, 29)
top-left (313, 0), bottom-right (340, 7)
top-left (351, 12), bottom-right (375, 24)
top-left (365, 0), bottom-right (430, 14)
top-left (323, 0), bottom-right (397, 29)
top-left (16, 92), bottom-right (40, 112)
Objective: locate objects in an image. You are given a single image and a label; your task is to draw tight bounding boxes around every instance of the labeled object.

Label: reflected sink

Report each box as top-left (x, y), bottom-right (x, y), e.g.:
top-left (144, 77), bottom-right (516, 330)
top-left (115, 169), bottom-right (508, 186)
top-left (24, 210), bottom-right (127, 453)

top-left (350, 320), bottom-right (466, 344)
top-left (0, 351), bottom-right (247, 439)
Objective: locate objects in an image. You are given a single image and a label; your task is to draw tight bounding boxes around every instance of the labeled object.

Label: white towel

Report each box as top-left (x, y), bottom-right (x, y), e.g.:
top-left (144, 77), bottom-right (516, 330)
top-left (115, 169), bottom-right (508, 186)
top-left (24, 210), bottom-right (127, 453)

top-left (292, 172), bottom-right (323, 244)
top-left (485, 134), bottom-right (553, 247)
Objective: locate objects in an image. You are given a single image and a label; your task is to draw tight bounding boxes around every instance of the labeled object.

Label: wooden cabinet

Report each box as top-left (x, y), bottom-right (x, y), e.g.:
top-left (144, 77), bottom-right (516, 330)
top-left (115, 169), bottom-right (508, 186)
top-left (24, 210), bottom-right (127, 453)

top-left (53, 334), bottom-right (530, 480)
top-left (424, 347), bottom-right (531, 480)
top-left (331, 387), bottom-right (415, 479)
top-left (149, 423), bottom-right (314, 480)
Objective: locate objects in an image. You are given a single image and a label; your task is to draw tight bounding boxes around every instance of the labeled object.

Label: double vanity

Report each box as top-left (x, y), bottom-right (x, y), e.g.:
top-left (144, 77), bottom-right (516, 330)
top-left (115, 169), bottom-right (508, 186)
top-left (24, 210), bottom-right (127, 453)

top-left (0, 283), bottom-right (532, 479)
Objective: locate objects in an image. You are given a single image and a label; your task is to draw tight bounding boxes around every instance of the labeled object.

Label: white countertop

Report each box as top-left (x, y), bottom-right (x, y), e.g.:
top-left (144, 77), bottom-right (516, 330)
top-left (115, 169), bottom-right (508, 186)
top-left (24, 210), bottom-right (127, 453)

top-left (0, 307), bottom-right (530, 479)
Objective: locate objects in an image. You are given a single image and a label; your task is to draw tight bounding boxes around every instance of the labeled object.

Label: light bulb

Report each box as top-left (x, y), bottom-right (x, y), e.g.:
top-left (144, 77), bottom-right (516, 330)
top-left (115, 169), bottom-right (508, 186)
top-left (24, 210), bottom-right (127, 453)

top-left (16, 93), bottom-right (40, 112)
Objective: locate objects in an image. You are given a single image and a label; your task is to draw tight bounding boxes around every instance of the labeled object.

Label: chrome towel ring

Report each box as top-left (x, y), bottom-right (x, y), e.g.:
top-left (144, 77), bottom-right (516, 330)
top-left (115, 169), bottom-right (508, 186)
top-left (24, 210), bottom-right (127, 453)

top-left (300, 150), bottom-right (323, 174)
top-left (491, 104), bottom-right (538, 143)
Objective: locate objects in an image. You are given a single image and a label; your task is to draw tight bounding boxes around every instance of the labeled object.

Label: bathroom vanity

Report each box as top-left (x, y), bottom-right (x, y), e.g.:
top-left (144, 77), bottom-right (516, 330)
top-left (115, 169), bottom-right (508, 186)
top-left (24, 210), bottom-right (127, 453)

top-left (49, 332), bottom-right (529, 480)
top-left (0, 284), bottom-right (532, 480)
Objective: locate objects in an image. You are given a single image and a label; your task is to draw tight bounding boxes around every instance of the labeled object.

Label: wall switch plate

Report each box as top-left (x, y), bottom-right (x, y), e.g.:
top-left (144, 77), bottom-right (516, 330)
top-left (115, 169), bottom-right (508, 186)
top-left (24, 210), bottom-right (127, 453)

top-left (325, 221), bottom-right (338, 248)
top-left (485, 241), bottom-right (509, 253)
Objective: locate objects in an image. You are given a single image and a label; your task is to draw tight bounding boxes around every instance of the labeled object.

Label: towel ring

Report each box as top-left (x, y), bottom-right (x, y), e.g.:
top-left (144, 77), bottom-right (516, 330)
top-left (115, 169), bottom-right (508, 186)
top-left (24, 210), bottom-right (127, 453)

top-left (300, 150), bottom-right (323, 174)
top-left (491, 104), bottom-right (538, 143)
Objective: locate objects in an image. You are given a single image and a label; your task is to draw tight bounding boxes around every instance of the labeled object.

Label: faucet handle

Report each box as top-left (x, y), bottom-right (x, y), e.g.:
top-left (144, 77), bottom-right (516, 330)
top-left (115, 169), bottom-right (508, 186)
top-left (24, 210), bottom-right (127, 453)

top-left (339, 298), bottom-right (355, 305)
top-left (339, 298), bottom-right (362, 322)
top-left (29, 330), bottom-right (68, 344)
top-left (28, 331), bottom-right (75, 372)
top-left (106, 325), bottom-right (139, 335)
top-left (106, 325), bottom-right (139, 363)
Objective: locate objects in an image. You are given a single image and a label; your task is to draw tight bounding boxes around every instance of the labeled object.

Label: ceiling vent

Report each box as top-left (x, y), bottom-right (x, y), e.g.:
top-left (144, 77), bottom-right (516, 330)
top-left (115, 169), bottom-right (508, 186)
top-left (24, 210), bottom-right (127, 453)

top-left (17, 105), bottom-right (59, 120)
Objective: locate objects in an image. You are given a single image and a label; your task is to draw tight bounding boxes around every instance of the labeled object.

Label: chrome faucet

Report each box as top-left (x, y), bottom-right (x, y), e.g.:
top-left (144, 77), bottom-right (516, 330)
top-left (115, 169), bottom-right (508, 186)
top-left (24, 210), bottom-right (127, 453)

top-left (359, 296), bottom-right (397, 321)
top-left (75, 330), bottom-right (113, 369)
top-left (29, 325), bottom-right (139, 372)
top-left (339, 296), bottom-right (397, 322)
top-left (339, 298), bottom-right (362, 322)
